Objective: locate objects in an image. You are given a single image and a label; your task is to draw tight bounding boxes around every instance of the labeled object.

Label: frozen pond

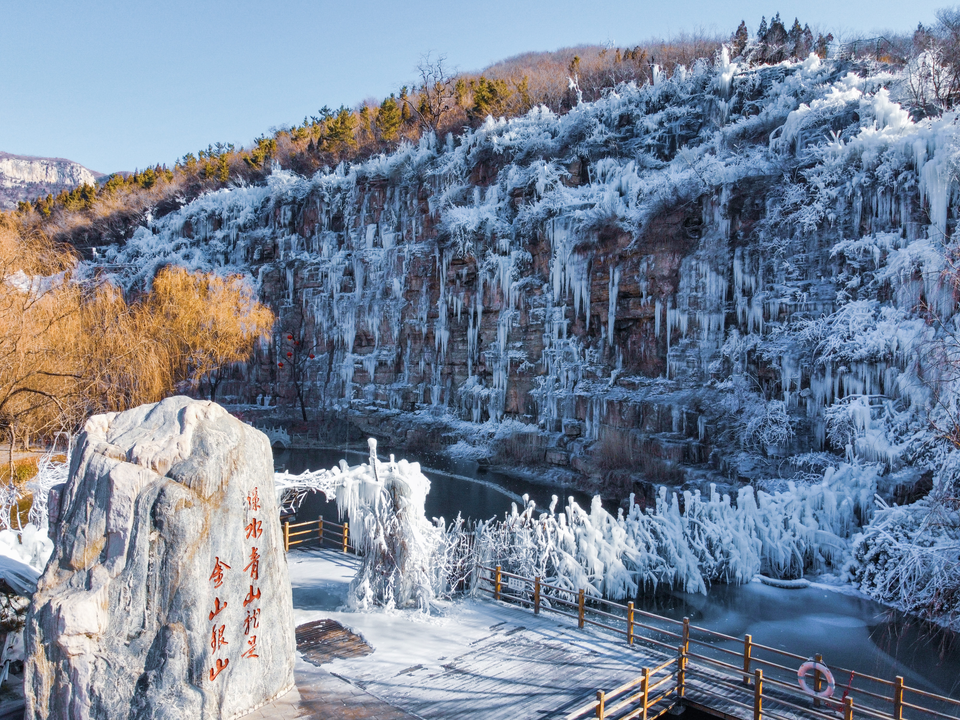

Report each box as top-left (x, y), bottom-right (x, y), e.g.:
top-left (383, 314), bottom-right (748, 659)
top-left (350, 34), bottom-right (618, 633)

top-left (274, 446), bottom-right (593, 524)
top-left (646, 581), bottom-right (960, 700)
top-left (275, 446), bottom-right (960, 700)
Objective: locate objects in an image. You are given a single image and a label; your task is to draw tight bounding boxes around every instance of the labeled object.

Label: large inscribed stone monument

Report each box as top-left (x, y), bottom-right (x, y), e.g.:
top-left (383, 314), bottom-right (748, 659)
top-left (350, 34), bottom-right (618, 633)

top-left (24, 397), bottom-right (295, 719)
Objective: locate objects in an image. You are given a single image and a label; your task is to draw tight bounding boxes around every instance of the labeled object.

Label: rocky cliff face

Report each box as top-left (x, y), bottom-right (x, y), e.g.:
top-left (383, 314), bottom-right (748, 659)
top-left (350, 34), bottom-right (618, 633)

top-left (0, 151), bottom-right (101, 209)
top-left (100, 55), bottom-right (960, 499)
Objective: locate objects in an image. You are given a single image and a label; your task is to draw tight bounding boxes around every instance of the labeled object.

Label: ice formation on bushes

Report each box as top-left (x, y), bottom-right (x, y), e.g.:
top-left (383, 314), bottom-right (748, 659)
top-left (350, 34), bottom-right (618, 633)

top-left (337, 439), bottom-right (441, 610)
top-left (279, 445), bottom-right (879, 608)
top-left (277, 439), bottom-right (441, 609)
top-left (0, 453), bottom-right (62, 586)
top-left (466, 462), bottom-right (878, 600)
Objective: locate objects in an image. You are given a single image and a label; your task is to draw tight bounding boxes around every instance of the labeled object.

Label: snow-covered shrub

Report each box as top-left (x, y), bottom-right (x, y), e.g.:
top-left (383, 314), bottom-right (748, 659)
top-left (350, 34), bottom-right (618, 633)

top-left (740, 397), bottom-right (796, 452)
top-left (466, 463), bottom-right (877, 600)
top-left (852, 455), bottom-right (960, 629)
top-left (337, 440), bottom-right (442, 611)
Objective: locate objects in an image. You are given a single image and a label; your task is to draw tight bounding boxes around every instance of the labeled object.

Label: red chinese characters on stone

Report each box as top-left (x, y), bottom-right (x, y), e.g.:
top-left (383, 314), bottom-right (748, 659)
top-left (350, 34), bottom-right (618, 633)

top-left (244, 518), bottom-right (262, 540)
top-left (241, 635), bottom-right (259, 659)
top-left (209, 657), bottom-right (229, 681)
top-left (242, 490), bottom-right (264, 661)
top-left (208, 597), bottom-right (227, 621)
top-left (208, 558), bottom-right (233, 681)
top-left (244, 547), bottom-right (260, 581)
top-left (210, 624), bottom-right (228, 652)
top-left (209, 557), bottom-right (231, 588)
top-left (243, 585), bottom-right (261, 607)
top-left (243, 608), bottom-right (260, 635)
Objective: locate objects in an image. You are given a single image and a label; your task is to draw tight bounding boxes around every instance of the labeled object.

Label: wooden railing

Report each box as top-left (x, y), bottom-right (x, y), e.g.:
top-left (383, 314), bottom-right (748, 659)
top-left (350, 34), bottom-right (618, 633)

top-left (477, 565), bottom-right (960, 720)
top-left (281, 516), bottom-right (353, 553)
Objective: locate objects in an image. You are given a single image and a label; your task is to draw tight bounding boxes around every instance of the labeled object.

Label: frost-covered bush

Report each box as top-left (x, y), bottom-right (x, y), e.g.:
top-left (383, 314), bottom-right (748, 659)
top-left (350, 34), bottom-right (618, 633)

top-left (852, 455), bottom-right (960, 629)
top-left (466, 463), bottom-right (878, 600)
top-left (337, 440), bottom-right (442, 611)
top-left (741, 398), bottom-right (796, 452)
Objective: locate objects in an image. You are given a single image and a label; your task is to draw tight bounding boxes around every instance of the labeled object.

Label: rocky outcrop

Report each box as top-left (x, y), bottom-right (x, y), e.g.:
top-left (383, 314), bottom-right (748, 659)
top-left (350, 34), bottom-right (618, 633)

top-left (0, 151), bottom-right (101, 209)
top-left (24, 396), bottom-right (295, 719)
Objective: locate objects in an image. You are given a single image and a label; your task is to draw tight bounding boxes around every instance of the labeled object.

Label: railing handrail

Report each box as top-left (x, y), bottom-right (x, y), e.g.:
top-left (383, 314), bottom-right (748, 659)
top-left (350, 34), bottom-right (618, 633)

top-left (476, 564), bottom-right (959, 720)
top-left (281, 514), bottom-right (353, 554)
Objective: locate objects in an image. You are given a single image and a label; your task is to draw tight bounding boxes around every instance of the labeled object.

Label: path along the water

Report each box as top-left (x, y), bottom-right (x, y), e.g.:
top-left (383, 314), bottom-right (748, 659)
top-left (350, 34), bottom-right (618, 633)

top-left (255, 547), bottom-right (678, 720)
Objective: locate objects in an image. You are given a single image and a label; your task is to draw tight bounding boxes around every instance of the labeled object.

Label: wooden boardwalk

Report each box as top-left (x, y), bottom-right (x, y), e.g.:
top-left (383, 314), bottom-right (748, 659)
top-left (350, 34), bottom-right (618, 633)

top-left (473, 566), bottom-right (960, 720)
top-left (278, 544), bottom-right (960, 720)
top-left (346, 612), bottom-right (672, 719)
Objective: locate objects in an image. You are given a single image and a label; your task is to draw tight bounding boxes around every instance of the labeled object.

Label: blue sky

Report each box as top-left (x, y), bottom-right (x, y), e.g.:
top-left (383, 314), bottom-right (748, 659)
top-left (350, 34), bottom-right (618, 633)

top-left (0, 0), bottom-right (944, 174)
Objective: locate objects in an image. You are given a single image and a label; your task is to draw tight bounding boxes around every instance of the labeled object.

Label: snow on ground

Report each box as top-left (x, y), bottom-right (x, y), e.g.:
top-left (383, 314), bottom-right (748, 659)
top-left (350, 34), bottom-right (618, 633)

top-left (290, 547), bottom-right (524, 680)
top-left (287, 545), bottom-right (960, 712)
top-left (287, 546), bottom-right (668, 719)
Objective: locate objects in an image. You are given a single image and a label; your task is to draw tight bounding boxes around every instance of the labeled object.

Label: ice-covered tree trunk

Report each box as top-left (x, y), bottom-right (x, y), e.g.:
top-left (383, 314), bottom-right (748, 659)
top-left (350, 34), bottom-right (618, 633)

top-left (337, 440), bottom-right (441, 610)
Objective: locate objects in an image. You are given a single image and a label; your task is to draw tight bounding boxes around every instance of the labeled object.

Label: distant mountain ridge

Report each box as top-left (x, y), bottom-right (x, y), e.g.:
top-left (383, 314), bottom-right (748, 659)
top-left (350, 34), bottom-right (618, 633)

top-left (0, 151), bottom-right (103, 210)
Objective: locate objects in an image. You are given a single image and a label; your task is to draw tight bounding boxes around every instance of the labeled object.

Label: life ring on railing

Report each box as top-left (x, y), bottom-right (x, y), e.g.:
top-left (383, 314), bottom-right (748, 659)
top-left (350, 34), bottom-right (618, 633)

top-left (798, 659), bottom-right (836, 699)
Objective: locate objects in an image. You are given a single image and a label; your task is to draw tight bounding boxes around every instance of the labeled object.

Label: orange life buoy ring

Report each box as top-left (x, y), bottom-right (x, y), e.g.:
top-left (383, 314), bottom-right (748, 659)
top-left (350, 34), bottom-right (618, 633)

top-left (798, 659), bottom-right (836, 699)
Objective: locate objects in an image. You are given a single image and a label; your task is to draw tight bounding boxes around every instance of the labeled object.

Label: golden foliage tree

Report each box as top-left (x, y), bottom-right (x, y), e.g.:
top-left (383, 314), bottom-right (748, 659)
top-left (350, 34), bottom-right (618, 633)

top-left (140, 266), bottom-right (275, 401)
top-left (0, 225), bottom-right (274, 482)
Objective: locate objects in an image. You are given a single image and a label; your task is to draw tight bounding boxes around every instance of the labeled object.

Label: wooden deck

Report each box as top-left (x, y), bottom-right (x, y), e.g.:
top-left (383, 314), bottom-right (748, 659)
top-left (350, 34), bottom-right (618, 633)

top-left (346, 613), bottom-right (674, 719)
top-left (278, 544), bottom-right (960, 720)
top-left (473, 566), bottom-right (960, 720)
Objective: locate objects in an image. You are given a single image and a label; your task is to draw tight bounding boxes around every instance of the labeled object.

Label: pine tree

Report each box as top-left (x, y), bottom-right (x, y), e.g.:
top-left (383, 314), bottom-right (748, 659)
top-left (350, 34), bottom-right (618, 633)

top-left (815, 33), bottom-right (834, 59)
top-left (377, 94), bottom-right (402, 142)
top-left (767, 13), bottom-right (788, 62)
top-left (757, 16), bottom-right (768, 42)
top-left (358, 105), bottom-right (374, 145)
top-left (326, 106), bottom-right (358, 153)
top-left (470, 76), bottom-right (510, 122)
top-left (800, 25), bottom-right (814, 58)
top-left (788, 18), bottom-right (803, 58)
top-left (732, 21), bottom-right (749, 58)
top-left (399, 87), bottom-right (411, 123)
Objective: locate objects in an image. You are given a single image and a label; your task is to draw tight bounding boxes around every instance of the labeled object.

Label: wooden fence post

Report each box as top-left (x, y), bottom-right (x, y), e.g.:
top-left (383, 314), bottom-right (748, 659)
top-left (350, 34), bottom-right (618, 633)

top-left (814, 653), bottom-right (823, 708)
top-left (534, 576), bottom-right (541, 615)
top-left (677, 645), bottom-right (687, 699)
top-left (682, 617), bottom-right (690, 655)
top-left (578, 588), bottom-right (585, 629)
top-left (743, 634), bottom-right (752, 686)
top-left (627, 602), bottom-right (635, 645)
top-left (494, 566), bottom-right (502, 601)
top-left (640, 668), bottom-right (650, 720)
top-left (596, 690), bottom-right (605, 719)
top-left (318, 517), bottom-right (323, 546)
top-left (843, 697), bottom-right (853, 720)
top-left (753, 669), bottom-right (763, 720)
top-left (893, 676), bottom-right (904, 720)
top-left (343, 521), bottom-right (349, 553)
top-left (283, 521), bottom-right (290, 552)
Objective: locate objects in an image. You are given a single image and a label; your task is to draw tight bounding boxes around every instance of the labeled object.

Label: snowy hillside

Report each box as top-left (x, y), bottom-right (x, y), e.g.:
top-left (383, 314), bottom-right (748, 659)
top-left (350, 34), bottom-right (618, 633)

top-left (100, 52), bottom-right (960, 625)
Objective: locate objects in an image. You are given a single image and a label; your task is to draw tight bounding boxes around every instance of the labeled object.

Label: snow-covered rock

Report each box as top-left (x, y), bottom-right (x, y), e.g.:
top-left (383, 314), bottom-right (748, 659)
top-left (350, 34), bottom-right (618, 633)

top-left (23, 396), bottom-right (295, 719)
top-left (0, 150), bottom-right (101, 210)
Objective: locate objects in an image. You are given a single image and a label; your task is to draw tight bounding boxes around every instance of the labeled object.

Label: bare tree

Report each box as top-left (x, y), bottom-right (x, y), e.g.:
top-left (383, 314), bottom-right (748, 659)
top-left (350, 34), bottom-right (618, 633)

top-left (276, 302), bottom-right (321, 422)
top-left (408, 53), bottom-right (458, 135)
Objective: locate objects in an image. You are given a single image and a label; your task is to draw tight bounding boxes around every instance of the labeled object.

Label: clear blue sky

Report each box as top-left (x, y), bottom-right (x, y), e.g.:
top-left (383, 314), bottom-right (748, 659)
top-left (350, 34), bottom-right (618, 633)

top-left (0, 0), bottom-right (944, 174)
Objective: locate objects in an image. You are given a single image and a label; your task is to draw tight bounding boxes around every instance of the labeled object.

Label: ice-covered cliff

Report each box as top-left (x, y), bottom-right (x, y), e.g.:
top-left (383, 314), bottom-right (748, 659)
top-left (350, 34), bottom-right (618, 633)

top-left (95, 52), bottom-right (960, 622)
top-left (98, 55), bottom-right (957, 497)
top-left (0, 151), bottom-right (101, 209)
